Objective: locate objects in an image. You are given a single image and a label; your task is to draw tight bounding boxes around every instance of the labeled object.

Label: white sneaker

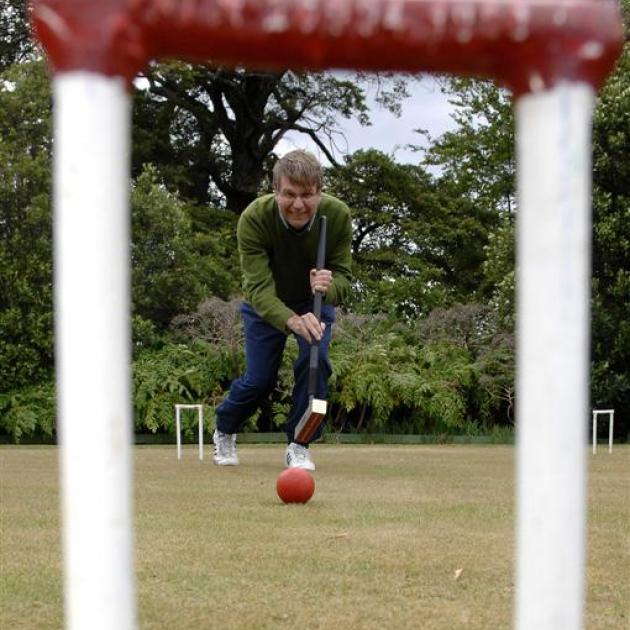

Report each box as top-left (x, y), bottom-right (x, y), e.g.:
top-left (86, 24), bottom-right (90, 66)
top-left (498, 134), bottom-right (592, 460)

top-left (213, 430), bottom-right (239, 466)
top-left (285, 443), bottom-right (315, 471)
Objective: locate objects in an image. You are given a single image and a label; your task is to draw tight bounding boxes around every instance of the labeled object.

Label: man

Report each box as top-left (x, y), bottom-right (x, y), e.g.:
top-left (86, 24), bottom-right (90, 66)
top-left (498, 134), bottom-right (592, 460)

top-left (213, 150), bottom-right (352, 470)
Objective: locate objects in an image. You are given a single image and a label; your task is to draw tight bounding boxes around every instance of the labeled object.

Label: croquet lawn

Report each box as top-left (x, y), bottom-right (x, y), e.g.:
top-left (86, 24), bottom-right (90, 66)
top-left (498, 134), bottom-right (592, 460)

top-left (1, 445), bottom-right (628, 629)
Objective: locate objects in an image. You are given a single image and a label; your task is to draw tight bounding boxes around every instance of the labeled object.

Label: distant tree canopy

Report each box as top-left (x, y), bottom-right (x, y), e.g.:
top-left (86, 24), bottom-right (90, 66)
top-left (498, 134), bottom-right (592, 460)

top-left (0, 60), bottom-right (53, 391)
top-left (0, 1), bottom-right (36, 72)
top-left (422, 77), bottom-right (516, 216)
top-left (133, 65), bottom-right (410, 213)
top-left (590, 3), bottom-right (630, 417)
top-left (326, 149), bottom-right (497, 318)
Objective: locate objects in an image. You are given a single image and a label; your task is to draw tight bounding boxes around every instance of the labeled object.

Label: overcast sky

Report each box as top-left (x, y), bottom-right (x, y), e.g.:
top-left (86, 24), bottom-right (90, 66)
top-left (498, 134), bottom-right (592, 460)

top-left (277, 73), bottom-right (458, 166)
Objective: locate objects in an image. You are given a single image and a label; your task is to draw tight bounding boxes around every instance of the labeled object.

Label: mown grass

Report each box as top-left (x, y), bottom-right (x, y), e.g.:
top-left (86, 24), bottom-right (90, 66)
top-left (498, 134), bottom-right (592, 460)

top-left (1, 445), bottom-right (628, 629)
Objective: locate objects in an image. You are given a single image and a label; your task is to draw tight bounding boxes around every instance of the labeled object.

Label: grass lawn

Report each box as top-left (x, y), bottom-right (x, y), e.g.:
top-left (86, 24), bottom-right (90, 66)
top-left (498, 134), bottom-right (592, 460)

top-left (1, 444), bottom-right (628, 629)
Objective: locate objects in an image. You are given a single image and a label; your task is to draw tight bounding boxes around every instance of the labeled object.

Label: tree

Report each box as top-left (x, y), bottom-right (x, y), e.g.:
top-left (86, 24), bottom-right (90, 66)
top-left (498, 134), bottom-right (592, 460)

top-left (415, 303), bottom-right (515, 427)
top-left (421, 78), bottom-right (516, 216)
top-left (0, 59), bottom-right (53, 391)
top-left (0, 1), bottom-right (37, 72)
top-left (132, 65), bottom-right (409, 212)
top-left (325, 149), bottom-right (496, 317)
top-left (420, 14), bottom-right (629, 437)
top-left (130, 166), bottom-right (240, 332)
top-left (480, 214), bottom-right (515, 329)
top-left (408, 78), bottom-right (515, 310)
top-left (590, 0), bottom-right (630, 438)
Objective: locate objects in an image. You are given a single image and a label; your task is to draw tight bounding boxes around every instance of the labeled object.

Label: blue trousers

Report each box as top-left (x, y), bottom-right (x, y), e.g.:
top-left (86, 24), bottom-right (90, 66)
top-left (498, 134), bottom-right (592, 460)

top-left (215, 301), bottom-right (334, 445)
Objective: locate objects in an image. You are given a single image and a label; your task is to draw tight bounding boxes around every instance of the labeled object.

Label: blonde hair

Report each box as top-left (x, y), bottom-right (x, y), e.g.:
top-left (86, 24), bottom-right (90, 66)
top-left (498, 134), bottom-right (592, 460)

top-left (273, 150), bottom-right (322, 191)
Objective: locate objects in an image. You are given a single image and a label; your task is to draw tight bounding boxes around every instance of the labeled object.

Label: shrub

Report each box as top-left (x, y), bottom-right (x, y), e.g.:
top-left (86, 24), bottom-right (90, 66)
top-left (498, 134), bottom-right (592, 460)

top-left (132, 339), bottom-right (242, 436)
top-left (0, 381), bottom-right (55, 442)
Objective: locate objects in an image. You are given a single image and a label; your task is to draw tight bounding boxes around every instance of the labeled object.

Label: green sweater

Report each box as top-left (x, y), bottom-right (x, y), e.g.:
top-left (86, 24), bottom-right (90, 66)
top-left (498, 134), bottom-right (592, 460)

top-left (237, 192), bottom-right (352, 332)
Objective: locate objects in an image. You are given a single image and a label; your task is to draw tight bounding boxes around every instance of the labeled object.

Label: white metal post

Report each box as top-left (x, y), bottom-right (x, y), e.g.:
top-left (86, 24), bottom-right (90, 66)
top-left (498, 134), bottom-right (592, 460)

top-left (198, 405), bottom-right (204, 460)
top-left (515, 82), bottom-right (595, 630)
top-left (54, 73), bottom-right (136, 630)
top-left (174, 404), bottom-right (204, 460)
top-left (175, 406), bottom-right (182, 460)
top-left (592, 409), bottom-right (615, 454)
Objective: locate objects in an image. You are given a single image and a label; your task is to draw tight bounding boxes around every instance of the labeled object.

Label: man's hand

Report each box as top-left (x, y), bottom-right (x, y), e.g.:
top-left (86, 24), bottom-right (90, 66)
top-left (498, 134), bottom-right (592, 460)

top-left (310, 268), bottom-right (332, 295)
top-left (286, 312), bottom-right (325, 343)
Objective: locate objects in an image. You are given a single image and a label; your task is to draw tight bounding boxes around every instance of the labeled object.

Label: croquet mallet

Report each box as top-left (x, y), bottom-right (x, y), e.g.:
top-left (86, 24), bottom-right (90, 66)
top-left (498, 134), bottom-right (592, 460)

top-left (294, 215), bottom-right (328, 443)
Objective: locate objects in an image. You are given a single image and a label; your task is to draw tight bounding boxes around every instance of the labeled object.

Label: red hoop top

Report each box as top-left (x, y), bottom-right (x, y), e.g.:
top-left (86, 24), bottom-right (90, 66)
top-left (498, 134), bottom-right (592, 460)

top-left (30, 0), bottom-right (624, 96)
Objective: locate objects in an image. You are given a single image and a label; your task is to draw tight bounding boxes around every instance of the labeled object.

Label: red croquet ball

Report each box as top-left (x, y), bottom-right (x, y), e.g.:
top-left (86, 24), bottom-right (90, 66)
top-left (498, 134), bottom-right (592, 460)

top-left (276, 468), bottom-right (315, 504)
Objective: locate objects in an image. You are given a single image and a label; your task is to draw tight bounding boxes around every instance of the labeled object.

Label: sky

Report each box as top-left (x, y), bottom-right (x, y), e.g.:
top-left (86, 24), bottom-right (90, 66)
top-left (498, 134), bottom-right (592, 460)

top-left (276, 73), bottom-right (459, 166)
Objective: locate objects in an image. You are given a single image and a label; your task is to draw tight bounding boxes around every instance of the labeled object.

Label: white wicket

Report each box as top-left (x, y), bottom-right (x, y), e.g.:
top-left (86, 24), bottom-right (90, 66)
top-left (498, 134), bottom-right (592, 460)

top-left (54, 72), bottom-right (136, 630)
top-left (174, 404), bottom-right (205, 460)
top-left (592, 409), bottom-right (615, 454)
top-left (515, 82), bottom-right (594, 630)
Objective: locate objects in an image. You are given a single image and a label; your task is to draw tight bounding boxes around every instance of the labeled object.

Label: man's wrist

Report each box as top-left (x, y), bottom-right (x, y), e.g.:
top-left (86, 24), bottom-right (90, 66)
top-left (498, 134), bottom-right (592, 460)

top-left (285, 312), bottom-right (298, 333)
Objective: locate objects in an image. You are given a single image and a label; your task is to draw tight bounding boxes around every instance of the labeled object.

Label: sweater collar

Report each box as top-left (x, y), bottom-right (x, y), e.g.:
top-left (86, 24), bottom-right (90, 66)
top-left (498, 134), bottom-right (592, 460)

top-left (277, 206), bottom-right (318, 234)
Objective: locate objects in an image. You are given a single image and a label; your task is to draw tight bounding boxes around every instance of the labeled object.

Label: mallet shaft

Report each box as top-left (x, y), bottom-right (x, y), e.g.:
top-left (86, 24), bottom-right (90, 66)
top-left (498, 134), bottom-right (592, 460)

top-left (295, 215), bottom-right (328, 443)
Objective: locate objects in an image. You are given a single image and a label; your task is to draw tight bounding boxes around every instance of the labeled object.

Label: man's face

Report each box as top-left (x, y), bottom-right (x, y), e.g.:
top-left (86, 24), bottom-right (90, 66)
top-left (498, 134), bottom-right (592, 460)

top-left (275, 176), bottom-right (321, 230)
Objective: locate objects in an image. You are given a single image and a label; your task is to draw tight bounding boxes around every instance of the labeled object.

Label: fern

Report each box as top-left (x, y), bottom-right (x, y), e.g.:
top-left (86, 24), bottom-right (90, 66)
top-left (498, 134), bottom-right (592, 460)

top-left (0, 381), bottom-right (55, 442)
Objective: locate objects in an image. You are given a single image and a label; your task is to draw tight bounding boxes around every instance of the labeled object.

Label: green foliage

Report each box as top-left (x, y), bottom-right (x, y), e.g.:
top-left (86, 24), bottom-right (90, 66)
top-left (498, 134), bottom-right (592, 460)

top-left (590, 20), bottom-right (630, 437)
top-left (413, 342), bottom-right (473, 431)
top-left (330, 321), bottom-right (405, 429)
top-left (184, 204), bottom-right (241, 298)
top-left (0, 60), bottom-right (54, 391)
top-left (423, 78), bottom-right (516, 215)
top-left (138, 301), bottom-right (514, 438)
top-left (170, 297), bottom-right (243, 377)
top-left (327, 306), bottom-right (514, 435)
top-left (326, 150), bottom-right (445, 316)
top-left (418, 78), bottom-right (516, 314)
top-left (0, 300), bottom-right (516, 441)
top-left (0, 381), bottom-right (55, 442)
top-left (132, 315), bottom-right (167, 357)
top-left (481, 215), bottom-right (516, 329)
top-left (326, 150), bottom-right (494, 317)
top-left (132, 339), bottom-right (242, 436)
top-left (414, 304), bottom-right (515, 427)
top-left (488, 424), bottom-right (515, 444)
top-left (422, 60), bottom-right (628, 437)
top-left (130, 166), bottom-right (239, 328)
top-left (0, 0), bottom-right (36, 71)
